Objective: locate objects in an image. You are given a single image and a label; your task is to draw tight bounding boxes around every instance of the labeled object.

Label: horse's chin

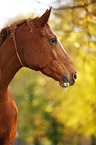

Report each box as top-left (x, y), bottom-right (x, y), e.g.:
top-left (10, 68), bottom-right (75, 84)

top-left (59, 81), bottom-right (70, 88)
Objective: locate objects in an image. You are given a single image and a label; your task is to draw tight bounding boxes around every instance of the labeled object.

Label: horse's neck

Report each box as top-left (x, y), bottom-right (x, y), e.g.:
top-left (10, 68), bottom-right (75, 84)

top-left (0, 36), bottom-right (21, 93)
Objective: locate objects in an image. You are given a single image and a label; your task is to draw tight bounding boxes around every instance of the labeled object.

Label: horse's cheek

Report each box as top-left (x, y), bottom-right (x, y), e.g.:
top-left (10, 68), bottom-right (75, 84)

top-left (24, 46), bottom-right (38, 68)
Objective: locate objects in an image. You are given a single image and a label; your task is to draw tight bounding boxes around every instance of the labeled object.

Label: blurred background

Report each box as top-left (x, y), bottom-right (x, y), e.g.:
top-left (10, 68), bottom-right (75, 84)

top-left (0, 0), bottom-right (96, 145)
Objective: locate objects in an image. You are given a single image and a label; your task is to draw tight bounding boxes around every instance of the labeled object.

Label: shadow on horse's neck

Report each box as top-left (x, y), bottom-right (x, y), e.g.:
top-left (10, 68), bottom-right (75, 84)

top-left (0, 35), bottom-right (22, 93)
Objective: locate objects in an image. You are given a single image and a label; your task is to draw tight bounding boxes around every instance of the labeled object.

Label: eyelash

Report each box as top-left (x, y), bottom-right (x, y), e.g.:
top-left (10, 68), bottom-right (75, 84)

top-left (49, 38), bottom-right (57, 44)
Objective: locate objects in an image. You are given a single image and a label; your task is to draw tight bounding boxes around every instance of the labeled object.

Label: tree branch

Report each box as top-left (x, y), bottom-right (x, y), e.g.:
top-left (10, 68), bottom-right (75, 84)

top-left (53, 0), bottom-right (96, 10)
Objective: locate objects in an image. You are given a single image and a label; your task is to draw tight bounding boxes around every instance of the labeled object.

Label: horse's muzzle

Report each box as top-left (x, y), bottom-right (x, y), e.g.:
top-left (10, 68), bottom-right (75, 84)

top-left (59, 72), bottom-right (77, 88)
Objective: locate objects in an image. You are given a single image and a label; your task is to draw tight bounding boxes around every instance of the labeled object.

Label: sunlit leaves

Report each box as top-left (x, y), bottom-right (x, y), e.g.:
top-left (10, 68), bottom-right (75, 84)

top-left (52, 0), bottom-right (96, 139)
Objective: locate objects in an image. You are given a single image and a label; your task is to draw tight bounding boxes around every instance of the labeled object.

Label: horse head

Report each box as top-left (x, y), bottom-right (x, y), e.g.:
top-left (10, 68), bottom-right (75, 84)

top-left (15, 7), bottom-right (77, 87)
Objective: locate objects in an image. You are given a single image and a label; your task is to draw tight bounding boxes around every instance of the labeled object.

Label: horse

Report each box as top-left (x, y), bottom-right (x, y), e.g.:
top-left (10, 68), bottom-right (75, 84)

top-left (0, 7), bottom-right (77, 145)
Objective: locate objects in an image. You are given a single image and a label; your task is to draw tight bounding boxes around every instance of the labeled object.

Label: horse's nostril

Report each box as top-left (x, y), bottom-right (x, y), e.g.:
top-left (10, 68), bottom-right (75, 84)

top-left (62, 75), bottom-right (69, 83)
top-left (73, 72), bottom-right (77, 81)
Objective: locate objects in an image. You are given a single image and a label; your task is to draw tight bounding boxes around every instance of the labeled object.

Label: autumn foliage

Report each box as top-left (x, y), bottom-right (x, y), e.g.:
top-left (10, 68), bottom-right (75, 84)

top-left (10, 0), bottom-right (96, 144)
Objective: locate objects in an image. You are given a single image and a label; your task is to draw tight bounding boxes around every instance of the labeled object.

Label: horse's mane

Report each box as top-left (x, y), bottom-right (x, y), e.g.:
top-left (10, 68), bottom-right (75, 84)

top-left (0, 16), bottom-right (49, 47)
top-left (0, 18), bottom-right (33, 46)
top-left (0, 26), bottom-right (10, 46)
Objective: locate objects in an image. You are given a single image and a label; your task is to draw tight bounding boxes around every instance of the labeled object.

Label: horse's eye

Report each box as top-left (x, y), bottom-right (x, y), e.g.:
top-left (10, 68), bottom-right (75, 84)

top-left (49, 38), bottom-right (57, 44)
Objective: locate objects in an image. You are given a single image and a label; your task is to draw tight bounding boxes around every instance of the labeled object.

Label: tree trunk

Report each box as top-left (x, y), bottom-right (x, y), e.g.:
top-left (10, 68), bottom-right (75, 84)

top-left (92, 135), bottom-right (96, 145)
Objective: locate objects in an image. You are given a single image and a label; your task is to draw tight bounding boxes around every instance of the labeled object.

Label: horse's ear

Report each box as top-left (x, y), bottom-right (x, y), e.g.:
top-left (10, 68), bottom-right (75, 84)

top-left (38, 7), bottom-right (52, 26)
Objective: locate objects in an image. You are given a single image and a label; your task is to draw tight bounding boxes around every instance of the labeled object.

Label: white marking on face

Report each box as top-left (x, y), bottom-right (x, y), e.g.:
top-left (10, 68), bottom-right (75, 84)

top-left (57, 37), bottom-right (68, 56)
top-left (51, 30), bottom-right (69, 57)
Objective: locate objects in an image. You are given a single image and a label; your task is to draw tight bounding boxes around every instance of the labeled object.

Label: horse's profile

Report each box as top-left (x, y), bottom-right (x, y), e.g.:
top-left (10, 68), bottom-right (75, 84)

top-left (0, 8), bottom-right (77, 145)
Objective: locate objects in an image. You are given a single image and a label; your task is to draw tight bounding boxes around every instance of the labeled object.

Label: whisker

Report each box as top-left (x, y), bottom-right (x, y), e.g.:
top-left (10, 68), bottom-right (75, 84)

top-left (63, 87), bottom-right (68, 94)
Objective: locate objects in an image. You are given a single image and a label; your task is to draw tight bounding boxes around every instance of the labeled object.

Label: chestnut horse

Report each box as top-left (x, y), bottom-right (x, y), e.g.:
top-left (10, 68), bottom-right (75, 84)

top-left (0, 8), bottom-right (77, 145)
